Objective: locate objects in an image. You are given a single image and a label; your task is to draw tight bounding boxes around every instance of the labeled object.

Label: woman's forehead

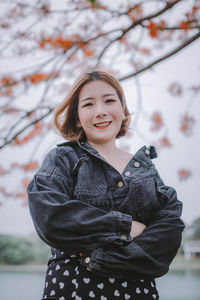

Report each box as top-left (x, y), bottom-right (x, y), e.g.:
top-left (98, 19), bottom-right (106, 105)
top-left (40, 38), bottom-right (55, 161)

top-left (79, 80), bottom-right (118, 100)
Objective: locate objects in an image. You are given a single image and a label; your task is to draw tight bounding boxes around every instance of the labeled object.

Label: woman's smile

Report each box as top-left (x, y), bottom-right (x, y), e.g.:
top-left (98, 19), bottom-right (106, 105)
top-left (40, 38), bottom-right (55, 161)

top-left (94, 121), bottom-right (112, 129)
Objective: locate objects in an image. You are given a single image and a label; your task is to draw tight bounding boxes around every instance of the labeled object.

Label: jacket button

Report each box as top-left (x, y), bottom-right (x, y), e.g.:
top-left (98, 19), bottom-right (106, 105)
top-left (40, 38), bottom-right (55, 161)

top-left (117, 181), bottom-right (123, 187)
top-left (85, 257), bottom-right (91, 264)
top-left (134, 161), bottom-right (140, 168)
top-left (121, 234), bottom-right (128, 240)
top-left (125, 171), bottom-right (131, 176)
top-left (145, 149), bottom-right (150, 155)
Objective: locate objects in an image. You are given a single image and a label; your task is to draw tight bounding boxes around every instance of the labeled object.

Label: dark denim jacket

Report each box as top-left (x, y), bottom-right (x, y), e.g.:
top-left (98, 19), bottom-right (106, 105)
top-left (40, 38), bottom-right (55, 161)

top-left (27, 140), bottom-right (184, 280)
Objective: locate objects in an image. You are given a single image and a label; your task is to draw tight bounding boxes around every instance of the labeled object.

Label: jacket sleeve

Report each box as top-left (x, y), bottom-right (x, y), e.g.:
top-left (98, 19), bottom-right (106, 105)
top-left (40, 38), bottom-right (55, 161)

top-left (80, 172), bottom-right (185, 279)
top-left (27, 147), bottom-right (132, 252)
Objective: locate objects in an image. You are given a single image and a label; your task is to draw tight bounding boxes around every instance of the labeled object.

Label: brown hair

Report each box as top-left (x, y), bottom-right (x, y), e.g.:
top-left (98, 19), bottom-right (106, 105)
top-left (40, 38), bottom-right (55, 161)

top-left (54, 71), bottom-right (130, 141)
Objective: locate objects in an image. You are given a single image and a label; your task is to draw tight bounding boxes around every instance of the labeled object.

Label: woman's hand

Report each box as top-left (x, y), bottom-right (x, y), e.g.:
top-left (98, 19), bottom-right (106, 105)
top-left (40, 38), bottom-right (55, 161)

top-left (130, 221), bottom-right (146, 238)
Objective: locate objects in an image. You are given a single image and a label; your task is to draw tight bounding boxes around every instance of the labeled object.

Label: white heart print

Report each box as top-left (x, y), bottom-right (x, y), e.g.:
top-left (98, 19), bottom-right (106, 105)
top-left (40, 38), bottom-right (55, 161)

top-left (52, 277), bottom-right (56, 284)
top-left (56, 264), bottom-right (60, 270)
top-left (59, 282), bottom-right (65, 289)
top-left (122, 281), bottom-right (127, 287)
top-left (89, 291), bottom-right (95, 298)
top-left (48, 270), bottom-right (52, 276)
top-left (83, 277), bottom-right (90, 284)
top-left (72, 279), bottom-right (78, 289)
top-left (63, 270), bottom-right (69, 276)
top-left (136, 287), bottom-right (141, 294)
top-left (71, 291), bottom-right (76, 297)
top-left (101, 296), bottom-right (107, 300)
top-left (108, 277), bottom-right (115, 283)
top-left (59, 297), bottom-right (65, 300)
top-left (144, 288), bottom-right (149, 294)
top-left (97, 283), bottom-right (104, 289)
top-left (114, 290), bottom-right (120, 297)
top-left (50, 290), bottom-right (55, 296)
top-left (125, 294), bottom-right (131, 300)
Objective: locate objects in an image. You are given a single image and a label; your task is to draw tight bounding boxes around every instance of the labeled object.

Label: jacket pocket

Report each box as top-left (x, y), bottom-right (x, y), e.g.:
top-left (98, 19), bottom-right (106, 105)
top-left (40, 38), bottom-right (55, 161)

top-left (132, 174), bottom-right (163, 224)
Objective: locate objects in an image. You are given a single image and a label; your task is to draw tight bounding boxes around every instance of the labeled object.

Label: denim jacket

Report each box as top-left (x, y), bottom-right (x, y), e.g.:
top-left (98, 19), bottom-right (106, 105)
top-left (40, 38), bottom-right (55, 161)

top-left (27, 140), bottom-right (184, 280)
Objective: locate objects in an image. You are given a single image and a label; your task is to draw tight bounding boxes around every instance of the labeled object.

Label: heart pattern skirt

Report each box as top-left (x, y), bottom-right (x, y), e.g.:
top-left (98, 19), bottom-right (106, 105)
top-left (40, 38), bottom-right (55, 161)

top-left (42, 255), bottom-right (159, 300)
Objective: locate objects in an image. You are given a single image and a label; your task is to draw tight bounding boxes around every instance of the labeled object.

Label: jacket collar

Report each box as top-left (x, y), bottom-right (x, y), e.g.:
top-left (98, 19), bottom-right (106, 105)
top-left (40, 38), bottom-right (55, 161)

top-left (77, 140), bottom-right (157, 166)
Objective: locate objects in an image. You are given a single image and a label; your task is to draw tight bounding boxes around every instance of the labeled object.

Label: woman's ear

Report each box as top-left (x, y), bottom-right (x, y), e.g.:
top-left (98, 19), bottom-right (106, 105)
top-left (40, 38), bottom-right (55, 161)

top-left (122, 110), bottom-right (126, 120)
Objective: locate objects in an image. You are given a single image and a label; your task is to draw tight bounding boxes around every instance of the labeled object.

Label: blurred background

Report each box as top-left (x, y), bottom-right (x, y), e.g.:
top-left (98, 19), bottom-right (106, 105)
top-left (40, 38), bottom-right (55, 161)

top-left (0, 0), bottom-right (200, 299)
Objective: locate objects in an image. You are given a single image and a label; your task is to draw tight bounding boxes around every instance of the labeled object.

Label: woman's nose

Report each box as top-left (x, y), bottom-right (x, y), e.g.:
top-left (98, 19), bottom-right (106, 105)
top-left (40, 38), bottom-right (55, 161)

top-left (95, 103), bottom-right (107, 117)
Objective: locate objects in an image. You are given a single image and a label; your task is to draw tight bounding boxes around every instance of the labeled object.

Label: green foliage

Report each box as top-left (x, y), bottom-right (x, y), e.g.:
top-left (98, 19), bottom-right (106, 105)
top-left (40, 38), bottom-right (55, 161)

top-left (189, 217), bottom-right (200, 239)
top-left (0, 233), bottom-right (51, 265)
top-left (30, 233), bottom-right (51, 263)
top-left (0, 235), bottom-right (34, 264)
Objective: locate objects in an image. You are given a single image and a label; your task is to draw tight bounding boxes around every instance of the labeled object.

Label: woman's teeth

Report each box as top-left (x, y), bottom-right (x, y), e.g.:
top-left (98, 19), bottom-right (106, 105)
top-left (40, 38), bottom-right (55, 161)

top-left (95, 122), bottom-right (110, 127)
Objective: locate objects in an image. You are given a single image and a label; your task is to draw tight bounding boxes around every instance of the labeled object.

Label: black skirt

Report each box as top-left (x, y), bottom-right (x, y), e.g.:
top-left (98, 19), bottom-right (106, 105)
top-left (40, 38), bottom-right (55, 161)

top-left (42, 255), bottom-right (159, 300)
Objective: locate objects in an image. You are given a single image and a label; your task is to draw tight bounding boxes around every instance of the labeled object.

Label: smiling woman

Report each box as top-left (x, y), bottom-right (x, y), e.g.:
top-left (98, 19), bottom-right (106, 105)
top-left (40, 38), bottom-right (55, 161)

top-left (54, 71), bottom-right (130, 142)
top-left (27, 70), bottom-right (184, 300)
top-left (77, 80), bottom-right (125, 147)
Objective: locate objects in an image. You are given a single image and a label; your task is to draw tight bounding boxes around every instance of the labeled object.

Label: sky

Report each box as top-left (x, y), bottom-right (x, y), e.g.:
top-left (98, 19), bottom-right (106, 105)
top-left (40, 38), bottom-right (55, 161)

top-left (0, 2), bottom-right (200, 236)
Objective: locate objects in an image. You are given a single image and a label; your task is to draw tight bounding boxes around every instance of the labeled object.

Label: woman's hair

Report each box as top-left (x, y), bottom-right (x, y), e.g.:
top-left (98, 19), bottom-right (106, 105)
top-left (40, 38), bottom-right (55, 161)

top-left (54, 71), bottom-right (131, 141)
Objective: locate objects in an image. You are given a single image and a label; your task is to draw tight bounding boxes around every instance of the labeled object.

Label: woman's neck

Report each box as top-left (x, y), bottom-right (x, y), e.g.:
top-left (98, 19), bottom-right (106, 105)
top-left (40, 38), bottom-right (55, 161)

top-left (87, 139), bottom-right (133, 174)
top-left (88, 140), bottom-right (118, 157)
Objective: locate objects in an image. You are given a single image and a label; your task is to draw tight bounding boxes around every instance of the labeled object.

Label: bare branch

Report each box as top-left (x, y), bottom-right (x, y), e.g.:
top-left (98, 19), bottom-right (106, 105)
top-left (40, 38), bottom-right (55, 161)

top-left (123, 0), bottom-right (182, 34)
top-left (141, 24), bottom-right (200, 30)
top-left (94, 0), bottom-right (182, 67)
top-left (119, 31), bottom-right (200, 81)
top-left (0, 107), bottom-right (53, 150)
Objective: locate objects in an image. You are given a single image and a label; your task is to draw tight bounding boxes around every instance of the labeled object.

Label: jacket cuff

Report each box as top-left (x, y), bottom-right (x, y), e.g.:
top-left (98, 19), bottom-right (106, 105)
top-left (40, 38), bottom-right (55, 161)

top-left (113, 211), bottom-right (132, 240)
top-left (80, 248), bottom-right (108, 274)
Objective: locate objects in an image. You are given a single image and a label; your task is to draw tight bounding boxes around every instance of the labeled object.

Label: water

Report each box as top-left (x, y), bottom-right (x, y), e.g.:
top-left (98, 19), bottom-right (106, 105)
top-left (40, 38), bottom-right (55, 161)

top-left (157, 270), bottom-right (200, 300)
top-left (0, 269), bottom-right (199, 300)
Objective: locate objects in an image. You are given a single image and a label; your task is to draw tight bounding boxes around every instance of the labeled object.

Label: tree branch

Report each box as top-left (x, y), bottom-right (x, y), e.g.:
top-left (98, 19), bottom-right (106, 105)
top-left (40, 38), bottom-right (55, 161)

top-left (94, 0), bottom-right (182, 68)
top-left (0, 107), bottom-right (53, 150)
top-left (119, 31), bottom-right (200, 81)
top-left (141, 24), bottom-right (200, 30)
top-left (123, 0), bottom-right (182, 34)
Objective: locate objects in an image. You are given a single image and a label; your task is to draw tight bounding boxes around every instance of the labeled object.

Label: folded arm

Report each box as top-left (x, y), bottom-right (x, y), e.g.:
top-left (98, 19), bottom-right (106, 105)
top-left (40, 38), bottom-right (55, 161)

top-left (80, 174), bottom-right (185, 279)
top-left (27, 148), bottom-right (132, 252)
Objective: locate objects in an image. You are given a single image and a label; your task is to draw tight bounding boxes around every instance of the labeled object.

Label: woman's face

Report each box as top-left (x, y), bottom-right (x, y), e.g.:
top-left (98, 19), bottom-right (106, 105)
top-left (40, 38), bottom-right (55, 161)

top-left (77, 80), bottom-right (125, 145)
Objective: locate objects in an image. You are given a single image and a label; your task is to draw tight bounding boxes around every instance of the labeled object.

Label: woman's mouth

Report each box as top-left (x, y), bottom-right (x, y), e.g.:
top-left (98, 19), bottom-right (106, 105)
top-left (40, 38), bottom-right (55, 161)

top-left (94, 121), bottom-right (112, 129)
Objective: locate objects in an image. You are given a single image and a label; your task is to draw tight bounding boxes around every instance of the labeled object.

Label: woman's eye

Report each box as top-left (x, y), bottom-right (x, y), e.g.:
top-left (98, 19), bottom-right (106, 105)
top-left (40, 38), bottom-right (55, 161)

top-left (106, 99), bottom-right (115, 103)
top-left (83, 102), bottom-right (93, 107)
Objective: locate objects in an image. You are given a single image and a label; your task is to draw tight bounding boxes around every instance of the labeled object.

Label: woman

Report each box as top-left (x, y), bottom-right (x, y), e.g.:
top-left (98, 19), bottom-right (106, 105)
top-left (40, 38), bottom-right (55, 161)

top-left (27, 71), bottom-right (184, 300)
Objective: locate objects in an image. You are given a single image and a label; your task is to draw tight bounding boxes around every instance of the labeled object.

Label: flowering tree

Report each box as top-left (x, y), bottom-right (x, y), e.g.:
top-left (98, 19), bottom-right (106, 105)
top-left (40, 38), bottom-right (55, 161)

top-left (0, 0), bottom-right (199, 204)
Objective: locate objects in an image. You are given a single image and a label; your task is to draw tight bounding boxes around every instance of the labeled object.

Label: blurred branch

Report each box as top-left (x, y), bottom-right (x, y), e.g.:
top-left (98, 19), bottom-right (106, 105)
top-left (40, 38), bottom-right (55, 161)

top-left (119, 31), bottom-right (200, 81)
top-left (0, 107), bottom-right (53, 150)
top-left (94, 0), bottom-right (182, 68)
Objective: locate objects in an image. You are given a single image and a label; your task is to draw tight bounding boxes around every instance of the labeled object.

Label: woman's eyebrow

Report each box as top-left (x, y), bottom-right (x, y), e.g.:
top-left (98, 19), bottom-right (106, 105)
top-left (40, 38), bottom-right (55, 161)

top-left (80, 97), bottom-right (94, 103)
top-left (80, 93), bottom-right (117, 103)
top-left (102, 93), bottom-right (117, 97)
